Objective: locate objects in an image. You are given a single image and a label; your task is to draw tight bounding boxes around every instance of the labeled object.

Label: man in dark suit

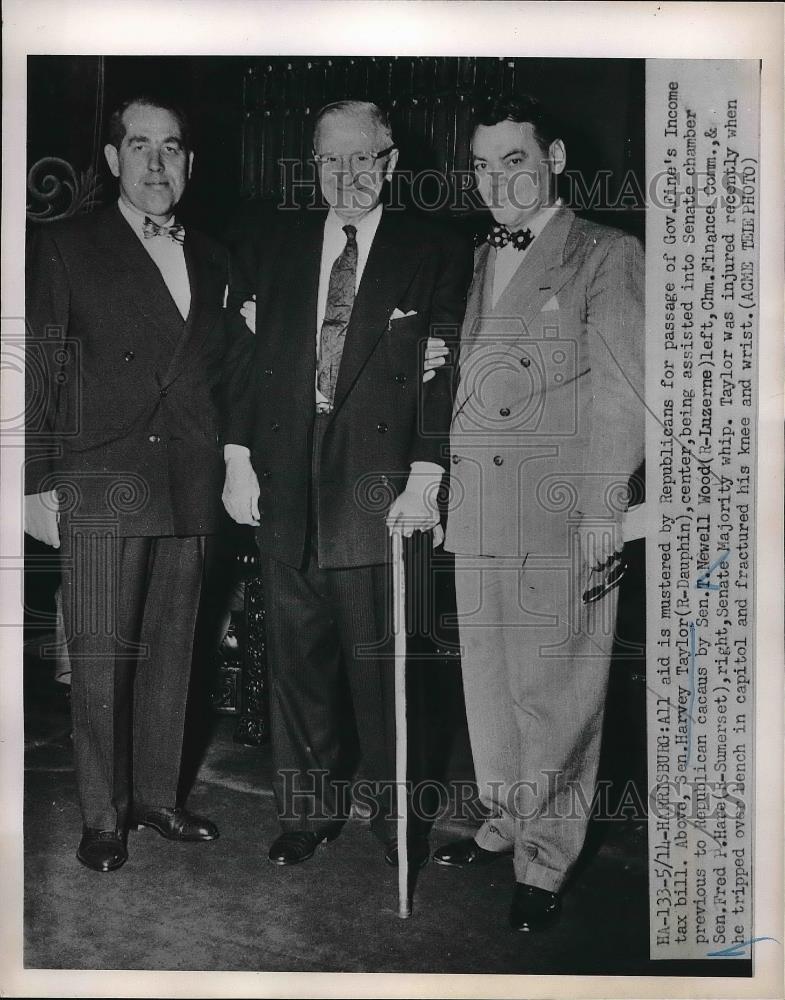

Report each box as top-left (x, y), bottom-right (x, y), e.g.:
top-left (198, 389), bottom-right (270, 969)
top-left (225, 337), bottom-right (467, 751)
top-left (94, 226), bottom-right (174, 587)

top-left (25, 95), bottom-right (240, 871)
top-left (222, 100), bottom-right (471, 867)
top-left (429, 96), bottom-right (644, 931)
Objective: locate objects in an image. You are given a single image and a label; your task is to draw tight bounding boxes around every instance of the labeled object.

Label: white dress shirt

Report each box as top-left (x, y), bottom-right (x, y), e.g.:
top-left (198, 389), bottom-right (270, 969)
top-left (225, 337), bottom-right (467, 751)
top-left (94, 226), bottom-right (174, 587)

top-left (117, 196), bottom-right (191, 320)
top-left (491, 199), bottom-right (563, 307)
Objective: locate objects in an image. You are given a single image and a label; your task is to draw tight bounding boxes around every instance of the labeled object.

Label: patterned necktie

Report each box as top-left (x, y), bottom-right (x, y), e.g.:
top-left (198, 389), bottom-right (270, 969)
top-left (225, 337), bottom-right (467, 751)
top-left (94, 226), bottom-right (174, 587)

top-left (476, 223), bottom-right (535, 252)
top-left (143, 216), bottom-right (186, 244)
top-left (317, 224), bottom-right (358, 408)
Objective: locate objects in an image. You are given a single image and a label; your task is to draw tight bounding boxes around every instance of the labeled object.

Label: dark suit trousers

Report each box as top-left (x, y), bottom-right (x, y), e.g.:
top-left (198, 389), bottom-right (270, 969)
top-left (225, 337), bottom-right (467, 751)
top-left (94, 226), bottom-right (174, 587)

top-left (260, 413), bottom-right (398, 843)
top-left (60, 526), bottom-right (206, 830)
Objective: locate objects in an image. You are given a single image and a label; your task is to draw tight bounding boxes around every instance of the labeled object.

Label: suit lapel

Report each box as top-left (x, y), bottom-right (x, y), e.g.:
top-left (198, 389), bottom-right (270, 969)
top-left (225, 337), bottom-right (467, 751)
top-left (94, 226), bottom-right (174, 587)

top-left (460, 242), bottom-right (492, 347)
top-left (270, 211), bottom-right (324, 416)
top-left (93, 205), bottom-right (186, 347)
top-left (453, 208), bottom-right (579, 414)
top-left (158, 232), bottom-right (222, 387)
top-left (330, 211), bottom-right (422, 417)
top-left (492, 206), bottom-right (578, 326)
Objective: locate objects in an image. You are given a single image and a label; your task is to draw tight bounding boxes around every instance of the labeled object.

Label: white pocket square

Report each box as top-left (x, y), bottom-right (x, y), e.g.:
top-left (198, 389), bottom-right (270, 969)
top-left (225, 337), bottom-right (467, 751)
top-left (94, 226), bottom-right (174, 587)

top-left (390, 307), bottom-right (418, 321)
top-left (541, 295), bottom-right (559, 312)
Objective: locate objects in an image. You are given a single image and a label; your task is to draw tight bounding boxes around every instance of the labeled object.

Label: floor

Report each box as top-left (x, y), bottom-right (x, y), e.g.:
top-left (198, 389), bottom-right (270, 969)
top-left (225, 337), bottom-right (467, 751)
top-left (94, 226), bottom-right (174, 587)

top-left (22, 659), bottom-right (748, 979)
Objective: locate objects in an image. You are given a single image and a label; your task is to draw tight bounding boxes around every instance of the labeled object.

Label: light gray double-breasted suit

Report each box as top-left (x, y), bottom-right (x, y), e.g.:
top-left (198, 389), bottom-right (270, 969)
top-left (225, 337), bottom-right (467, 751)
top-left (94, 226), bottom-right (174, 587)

top-left (444, 205), bottom-right (644, 892)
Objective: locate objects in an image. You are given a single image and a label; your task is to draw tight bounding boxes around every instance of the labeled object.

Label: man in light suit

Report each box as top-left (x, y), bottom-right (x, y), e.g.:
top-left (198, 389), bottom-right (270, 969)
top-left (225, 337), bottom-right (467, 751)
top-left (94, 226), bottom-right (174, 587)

top-left (25, 96), bottom-right (241, 871)
top-left (431, 96), bottom-right (644, 931)
top-left (222, 100), bottom-right (471, 867)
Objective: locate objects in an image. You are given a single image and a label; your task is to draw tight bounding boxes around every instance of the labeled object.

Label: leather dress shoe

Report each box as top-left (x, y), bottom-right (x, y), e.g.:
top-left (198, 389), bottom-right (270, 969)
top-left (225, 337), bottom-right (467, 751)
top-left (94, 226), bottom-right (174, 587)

top-left (432, 837), bottom-right (511, 868)
top-left (383, 838), bottom-right (430, 870)
top-left (508, 883), bottom-right (562, 932)
top-left (268, 830), bottom-right (334, 865)
top-left (132, 806), bottom-right (218, 841)
top-left (77, 827), bottom-right (128, 872)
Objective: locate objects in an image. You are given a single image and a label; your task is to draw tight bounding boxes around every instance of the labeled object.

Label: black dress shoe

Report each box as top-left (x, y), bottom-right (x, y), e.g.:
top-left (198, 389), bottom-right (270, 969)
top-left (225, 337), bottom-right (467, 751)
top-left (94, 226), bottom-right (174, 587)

top-left (76, 827), bottom-right (128, 872)
top-left (432, 837), bottom-right (511, 867)
top-left (508, 883), bottom-right (562, 932)
top-left (268, 830), bottom-right (334, 865)
top-left (131, 806), bottom-right (218, 842)
top-left (383, 838), bottom-right (430, 870)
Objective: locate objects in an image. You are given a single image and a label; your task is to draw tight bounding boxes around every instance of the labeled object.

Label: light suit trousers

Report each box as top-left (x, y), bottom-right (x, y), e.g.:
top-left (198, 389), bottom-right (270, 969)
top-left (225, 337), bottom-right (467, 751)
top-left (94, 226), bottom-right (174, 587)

top-left (454, 553), bottom-right (618, 892)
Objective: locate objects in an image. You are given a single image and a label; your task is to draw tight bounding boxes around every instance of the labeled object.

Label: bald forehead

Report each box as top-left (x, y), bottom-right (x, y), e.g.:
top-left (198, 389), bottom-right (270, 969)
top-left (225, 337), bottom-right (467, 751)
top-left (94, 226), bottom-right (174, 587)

top-left (314, 111), bottom-right (386, 151)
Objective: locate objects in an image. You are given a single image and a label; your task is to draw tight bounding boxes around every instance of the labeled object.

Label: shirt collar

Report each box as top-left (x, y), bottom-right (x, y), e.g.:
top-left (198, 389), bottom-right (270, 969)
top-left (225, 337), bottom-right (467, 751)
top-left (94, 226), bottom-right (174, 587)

top-left (117, 196), bottom-right (179, 238)
top-left (325, 203), bottom-right (383, 240)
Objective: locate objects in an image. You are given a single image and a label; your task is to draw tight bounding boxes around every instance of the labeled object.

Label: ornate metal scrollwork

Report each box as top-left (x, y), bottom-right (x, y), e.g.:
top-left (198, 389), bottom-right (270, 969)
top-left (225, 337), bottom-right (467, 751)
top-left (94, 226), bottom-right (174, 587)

top-left (222, 544), bottom-right (270, 747)
top-left (233, 569), bottom-right (270, 746)
top-left (26, 157), bottom-right (103, 222)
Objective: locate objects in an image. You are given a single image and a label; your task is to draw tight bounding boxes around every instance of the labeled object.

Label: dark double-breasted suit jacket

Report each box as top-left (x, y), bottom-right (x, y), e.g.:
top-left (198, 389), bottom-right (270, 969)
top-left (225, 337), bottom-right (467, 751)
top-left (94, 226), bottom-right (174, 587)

top-left (25, 203), bottom-right (251, 829)
top-left (25, 203), bottom-right (235, 536)
top-left (225, 207), bottom-right (472, 568)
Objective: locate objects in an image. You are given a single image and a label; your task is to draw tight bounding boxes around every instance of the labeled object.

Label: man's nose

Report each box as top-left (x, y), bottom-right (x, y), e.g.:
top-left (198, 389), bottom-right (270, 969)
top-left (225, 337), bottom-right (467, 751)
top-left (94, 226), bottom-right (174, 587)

top-left (488, 170), bottom-right (504, 194)
top-left (147, 148), bottom-right (164, 171)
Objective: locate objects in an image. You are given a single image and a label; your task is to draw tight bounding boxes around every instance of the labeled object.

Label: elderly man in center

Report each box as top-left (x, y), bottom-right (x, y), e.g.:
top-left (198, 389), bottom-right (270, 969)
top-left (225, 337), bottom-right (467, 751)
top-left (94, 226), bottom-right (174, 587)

top-left (222, 100), bottom-right (471, 867)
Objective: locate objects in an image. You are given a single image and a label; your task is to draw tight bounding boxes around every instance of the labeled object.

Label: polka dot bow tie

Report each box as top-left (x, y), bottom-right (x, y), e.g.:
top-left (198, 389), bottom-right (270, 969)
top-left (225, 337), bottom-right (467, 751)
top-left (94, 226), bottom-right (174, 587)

top-left (143, 216), bottom-right (186, 244)
top-left (477, 223), bottom-right (535, 252)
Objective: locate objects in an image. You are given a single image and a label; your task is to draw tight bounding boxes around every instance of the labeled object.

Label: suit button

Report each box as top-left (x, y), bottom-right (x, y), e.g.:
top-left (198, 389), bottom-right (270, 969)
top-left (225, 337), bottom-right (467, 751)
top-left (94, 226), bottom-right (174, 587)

top-left (262, 470), bottom-right (272, 479)
top-left (493, 455), bottom-right (504, 466)
top-left (160, 388), bottom-right (168, 397)
top-left (271, 422), bottom-right (280, 432)
top-left (520, 356), bottom-right (531, 368)
top-left (499, 407), bottom-right (510, 417)
top-left (452, 454), bottom-right (461, 464)
top-left (264, 368), bottom-right (273, 377)
top-left (148, 434), bottom-right (160, 444)
top-left (394, 373), bottom-right (407, 385)
top-left (124, 350), bottom-right (135, 362)
top-left (377, 422), bottom-right (388, 434)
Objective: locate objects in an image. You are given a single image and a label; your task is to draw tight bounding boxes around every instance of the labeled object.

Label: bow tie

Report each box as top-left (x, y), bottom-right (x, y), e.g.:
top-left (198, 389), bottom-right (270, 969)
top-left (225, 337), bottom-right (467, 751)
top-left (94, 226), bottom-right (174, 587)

top-left (143, 216), bottom-right (185, 244)
top-left (477, 223), bottom-right (535, 252)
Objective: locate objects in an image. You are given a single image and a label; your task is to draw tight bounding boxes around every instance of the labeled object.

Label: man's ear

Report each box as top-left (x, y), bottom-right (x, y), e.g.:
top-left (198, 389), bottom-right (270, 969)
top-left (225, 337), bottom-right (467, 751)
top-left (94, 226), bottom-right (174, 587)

top-left (384, 147), bottom-right (399, 183)
top-left (549, 139), bottom-right (566, 176)
top-left (187, 150), bottom-right (194, 179)
top-left (104, 143), bottom-right (120, 178)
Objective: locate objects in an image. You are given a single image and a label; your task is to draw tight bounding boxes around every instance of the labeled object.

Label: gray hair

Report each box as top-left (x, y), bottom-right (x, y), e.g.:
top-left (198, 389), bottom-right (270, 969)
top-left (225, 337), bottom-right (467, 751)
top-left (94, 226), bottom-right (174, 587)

top-left (312, 100), bottom-right (394, 149)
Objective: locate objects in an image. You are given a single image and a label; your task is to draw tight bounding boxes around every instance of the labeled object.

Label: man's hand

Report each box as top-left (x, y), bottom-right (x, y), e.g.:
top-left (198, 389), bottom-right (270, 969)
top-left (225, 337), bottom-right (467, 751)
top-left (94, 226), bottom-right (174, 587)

top-left (423, 336), bottom-right (449, 383)
top-left (240, 295), bottom-right (256, 335)
top-left (386, 489), bottom-right (440, 539)
top-left (385, 464), bottom-right (444, 543)
top-left (222, 452), bottom-right (260, 526)
top-left (25, 490), bottom-right (60, 548)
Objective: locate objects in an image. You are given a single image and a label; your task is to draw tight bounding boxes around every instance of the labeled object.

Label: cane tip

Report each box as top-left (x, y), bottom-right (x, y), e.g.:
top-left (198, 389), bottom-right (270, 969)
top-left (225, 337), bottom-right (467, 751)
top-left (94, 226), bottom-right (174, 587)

top-left (398, 904), bottom-right (412, 919)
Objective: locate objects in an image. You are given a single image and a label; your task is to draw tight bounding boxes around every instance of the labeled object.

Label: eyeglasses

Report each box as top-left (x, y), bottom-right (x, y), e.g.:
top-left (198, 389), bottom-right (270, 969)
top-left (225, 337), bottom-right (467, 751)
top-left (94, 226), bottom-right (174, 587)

top-left (312, 146), bottom-right (396, 173)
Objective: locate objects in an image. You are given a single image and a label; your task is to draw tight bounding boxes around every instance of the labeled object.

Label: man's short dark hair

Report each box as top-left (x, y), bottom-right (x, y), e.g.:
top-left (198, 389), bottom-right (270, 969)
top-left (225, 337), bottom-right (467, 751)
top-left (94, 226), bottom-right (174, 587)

top-left (106, 95), bottom-right (192, 152)
top-left (473, 95), bottom-right (561, 155)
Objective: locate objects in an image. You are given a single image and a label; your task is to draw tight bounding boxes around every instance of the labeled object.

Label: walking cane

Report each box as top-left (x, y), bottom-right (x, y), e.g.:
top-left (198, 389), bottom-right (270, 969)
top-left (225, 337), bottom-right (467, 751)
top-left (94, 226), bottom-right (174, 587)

top-left (391, 525), bottom-right (410, 918)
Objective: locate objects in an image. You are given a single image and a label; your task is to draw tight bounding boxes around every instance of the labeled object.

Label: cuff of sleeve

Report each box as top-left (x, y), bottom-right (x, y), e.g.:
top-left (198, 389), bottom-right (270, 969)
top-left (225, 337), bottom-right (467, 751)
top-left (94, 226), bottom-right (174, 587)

top-left (405, 461), bottom-right (445, 501)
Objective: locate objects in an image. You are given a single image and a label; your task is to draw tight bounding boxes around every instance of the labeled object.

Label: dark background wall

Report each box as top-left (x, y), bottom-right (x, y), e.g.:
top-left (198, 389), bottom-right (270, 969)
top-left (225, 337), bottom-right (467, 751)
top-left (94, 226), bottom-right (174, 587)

top-left (27, 55), bottom-right (645, 240)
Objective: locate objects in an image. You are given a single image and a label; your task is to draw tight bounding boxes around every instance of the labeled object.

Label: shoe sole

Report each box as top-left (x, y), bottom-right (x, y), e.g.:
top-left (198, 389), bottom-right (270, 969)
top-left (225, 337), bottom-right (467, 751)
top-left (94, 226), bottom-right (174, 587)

top-left (509, 912), bottom-right (561, 933)
top-left (133, 822), bottom-right (218, 841)
top-left (432, 851), bottom-right (510, 868)
top-left (383, 854), bottom-right (430, 870)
